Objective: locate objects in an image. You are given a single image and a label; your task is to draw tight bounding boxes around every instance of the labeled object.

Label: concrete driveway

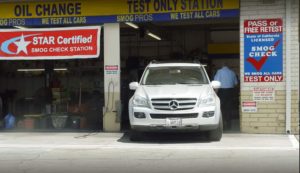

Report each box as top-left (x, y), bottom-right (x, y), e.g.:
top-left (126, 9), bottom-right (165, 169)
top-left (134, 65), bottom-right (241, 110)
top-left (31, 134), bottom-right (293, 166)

top-left (0, 132), bottom-right (298, 173)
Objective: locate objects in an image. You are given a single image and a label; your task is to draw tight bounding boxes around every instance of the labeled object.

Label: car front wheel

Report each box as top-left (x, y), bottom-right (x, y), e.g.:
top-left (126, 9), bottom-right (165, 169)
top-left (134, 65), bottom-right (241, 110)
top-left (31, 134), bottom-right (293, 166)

top-left (207, 116), bottom-right (223, 141)
top-left (129, 130), bottom-right (144, 141)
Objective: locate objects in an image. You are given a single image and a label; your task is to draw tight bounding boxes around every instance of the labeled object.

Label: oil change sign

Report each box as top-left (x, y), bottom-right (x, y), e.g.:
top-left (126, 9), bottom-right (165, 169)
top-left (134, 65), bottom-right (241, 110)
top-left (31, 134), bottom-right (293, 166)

top-left (244, 18), bottom-right (283, 82)
top-left (0, 26), bottom-right (100, 60)
top-left (0, 0), bottom-right (239, 26)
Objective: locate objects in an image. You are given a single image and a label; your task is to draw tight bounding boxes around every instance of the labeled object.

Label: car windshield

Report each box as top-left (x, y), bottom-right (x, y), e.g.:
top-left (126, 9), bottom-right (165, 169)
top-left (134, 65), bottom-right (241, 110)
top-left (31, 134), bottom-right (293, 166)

top-left (141, 66), bottom-right (209, 85)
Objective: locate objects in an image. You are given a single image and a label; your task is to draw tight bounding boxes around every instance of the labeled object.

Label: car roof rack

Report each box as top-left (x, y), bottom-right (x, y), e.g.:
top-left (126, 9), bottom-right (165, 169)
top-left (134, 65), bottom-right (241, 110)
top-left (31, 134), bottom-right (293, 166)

top-left (150, 60), bottom-right (159, 64)
top-left (149, 60), bottom-right (203, 65)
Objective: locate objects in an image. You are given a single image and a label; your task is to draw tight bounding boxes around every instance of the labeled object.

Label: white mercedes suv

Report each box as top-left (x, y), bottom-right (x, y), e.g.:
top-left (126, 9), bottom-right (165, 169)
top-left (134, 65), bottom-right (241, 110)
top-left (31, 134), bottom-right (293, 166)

top-left (128, 62), bottom-right (222, 141)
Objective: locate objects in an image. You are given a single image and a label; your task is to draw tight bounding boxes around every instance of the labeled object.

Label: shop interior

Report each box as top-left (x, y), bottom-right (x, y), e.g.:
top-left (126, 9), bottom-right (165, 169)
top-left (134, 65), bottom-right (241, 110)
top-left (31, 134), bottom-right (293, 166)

top-left (120, 18), bottom-right (240, 131)
top-left (0, 58), bottom-right (105, 131)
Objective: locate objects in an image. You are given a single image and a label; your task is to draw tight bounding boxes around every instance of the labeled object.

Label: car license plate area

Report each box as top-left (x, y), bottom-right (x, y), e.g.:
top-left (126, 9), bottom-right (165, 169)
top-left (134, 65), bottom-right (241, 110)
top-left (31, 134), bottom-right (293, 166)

top-left (166, 118), bottom-right (182, 127)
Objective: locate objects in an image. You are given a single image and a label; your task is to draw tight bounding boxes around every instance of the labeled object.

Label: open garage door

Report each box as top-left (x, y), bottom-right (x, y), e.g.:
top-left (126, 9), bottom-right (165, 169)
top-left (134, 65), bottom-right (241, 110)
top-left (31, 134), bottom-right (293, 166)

top-left (120, 18), bottom-right (240, 132)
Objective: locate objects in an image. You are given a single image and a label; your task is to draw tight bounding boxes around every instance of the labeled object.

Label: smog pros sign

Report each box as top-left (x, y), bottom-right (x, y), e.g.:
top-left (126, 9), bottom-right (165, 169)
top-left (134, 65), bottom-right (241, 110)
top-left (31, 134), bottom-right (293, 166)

top-left (0, 26), bottom-right (100, 60)
top-left (244, 18), bottom-right (283, 82)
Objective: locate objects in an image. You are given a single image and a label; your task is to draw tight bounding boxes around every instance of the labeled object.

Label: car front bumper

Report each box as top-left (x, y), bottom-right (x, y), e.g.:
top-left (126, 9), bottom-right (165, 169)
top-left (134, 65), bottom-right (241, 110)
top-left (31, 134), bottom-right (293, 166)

top-left (129, 105), bottom-right (221, 132)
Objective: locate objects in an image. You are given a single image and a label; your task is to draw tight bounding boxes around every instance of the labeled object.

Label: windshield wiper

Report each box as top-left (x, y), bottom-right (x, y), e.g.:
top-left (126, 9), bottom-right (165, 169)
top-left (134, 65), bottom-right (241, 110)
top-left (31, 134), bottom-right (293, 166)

top-left (175, 83), bottom-right (202, 85)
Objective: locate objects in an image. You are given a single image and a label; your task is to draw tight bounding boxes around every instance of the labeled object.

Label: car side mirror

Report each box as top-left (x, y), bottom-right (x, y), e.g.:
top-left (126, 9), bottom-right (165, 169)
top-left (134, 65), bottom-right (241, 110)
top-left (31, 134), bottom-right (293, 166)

top-left (211, 81), bottom-right (221, 89)
top-left (129, 82), bottom-right (139, 90)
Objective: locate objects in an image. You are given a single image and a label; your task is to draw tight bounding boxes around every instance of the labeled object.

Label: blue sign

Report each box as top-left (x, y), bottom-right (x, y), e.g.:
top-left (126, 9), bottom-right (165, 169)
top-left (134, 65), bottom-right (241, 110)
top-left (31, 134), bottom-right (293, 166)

top-left (244, 19), bottom-right (283, 82)
top-left (0, 9), bottom-right (239, 26)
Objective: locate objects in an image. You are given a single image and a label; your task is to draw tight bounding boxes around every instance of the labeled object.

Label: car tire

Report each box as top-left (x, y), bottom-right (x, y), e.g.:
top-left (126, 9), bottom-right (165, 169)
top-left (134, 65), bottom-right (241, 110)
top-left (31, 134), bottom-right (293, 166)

top-left (129, 130), bottom-right (143, 141)
top-left (207, 116), bottom-right (223, 141)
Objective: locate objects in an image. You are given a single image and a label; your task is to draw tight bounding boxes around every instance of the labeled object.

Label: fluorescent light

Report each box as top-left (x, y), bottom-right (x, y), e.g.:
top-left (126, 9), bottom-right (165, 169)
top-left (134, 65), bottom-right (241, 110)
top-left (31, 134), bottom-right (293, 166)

top-left (17, 68), bottom-right (45, 72)
top-left (125, 22), bottom-right (139, 29)
top-left (54, 68), bottom-right (68, 71)
top-left (14, 26), bottom-right (27, 29)
top-left (147, 32), bottom-right (161, 41)
top-left (17, 68), bottom-right (68, 72)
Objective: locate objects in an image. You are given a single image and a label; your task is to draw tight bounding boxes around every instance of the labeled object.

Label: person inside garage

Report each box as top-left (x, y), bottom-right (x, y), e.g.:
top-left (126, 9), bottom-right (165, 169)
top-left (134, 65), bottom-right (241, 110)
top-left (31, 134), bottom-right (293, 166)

top-left (214, 63), bottom-right (238, 130)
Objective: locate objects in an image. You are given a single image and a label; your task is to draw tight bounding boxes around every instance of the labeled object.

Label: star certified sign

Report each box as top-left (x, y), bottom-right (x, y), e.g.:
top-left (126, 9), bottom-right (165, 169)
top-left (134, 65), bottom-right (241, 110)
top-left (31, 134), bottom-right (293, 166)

top-left (169, 100), bottom-right (179, 110)
top-left (0, 26), bottom-right (101, 60)
top-left (1, 34), bottom-right (39, 55)
top-left (14, 34), bottom-right (31, 54)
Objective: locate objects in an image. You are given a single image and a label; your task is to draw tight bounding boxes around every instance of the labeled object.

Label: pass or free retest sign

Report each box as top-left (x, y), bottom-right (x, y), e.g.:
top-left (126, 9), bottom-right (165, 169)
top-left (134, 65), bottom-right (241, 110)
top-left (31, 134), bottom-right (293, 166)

top-left (244, 18), bottom-right (283, 82)
top-left (0, 26), bottom-right (100, 60)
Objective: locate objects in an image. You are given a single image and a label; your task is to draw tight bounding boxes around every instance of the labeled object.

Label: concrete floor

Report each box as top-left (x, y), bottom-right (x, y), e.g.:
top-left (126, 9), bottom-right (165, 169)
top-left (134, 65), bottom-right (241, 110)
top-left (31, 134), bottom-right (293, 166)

top-left (0, 132), bottom-right (299, 173)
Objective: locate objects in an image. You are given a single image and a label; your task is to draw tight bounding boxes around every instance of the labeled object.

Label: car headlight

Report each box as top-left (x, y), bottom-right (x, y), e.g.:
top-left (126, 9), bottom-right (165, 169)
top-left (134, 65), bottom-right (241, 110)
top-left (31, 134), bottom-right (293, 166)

top-left (133, 96), bottom-right (150, 108)
top-left (198, 94), bottom-right (216, 107)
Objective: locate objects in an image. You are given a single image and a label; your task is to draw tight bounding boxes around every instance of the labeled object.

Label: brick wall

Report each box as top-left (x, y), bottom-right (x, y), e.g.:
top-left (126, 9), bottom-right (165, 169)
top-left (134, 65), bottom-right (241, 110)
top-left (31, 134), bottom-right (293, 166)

top-left (240, 0), bottom-right (299, 134)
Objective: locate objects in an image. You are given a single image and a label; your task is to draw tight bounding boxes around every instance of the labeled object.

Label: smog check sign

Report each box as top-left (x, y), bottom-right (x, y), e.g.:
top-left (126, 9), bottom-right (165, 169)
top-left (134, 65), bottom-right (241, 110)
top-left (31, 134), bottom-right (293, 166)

top-left (244, 19), bottom-right (283, 82)
top-left (0, 26), bottom-right (100, 60)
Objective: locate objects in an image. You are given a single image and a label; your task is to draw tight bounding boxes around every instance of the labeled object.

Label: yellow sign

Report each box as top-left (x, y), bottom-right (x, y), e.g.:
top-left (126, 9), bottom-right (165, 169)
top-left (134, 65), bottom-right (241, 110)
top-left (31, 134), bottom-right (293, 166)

top-left (0, 0), bottom-right (239, 18)
top-left (0, 0), bottom-right (239, 26)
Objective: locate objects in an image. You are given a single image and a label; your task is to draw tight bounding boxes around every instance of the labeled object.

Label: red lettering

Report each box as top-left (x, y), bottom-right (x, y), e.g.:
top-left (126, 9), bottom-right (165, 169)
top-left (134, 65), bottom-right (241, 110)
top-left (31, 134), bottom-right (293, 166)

top-left (245, 75), bottom-right (283, 82)
top-left (244, 19), bottom-right (283, 34)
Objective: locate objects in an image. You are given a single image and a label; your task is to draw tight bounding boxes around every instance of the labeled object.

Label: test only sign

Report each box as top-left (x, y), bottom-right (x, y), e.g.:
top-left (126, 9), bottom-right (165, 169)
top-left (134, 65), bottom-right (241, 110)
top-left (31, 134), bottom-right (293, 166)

top-left (0, 26), bottom-right (100, 60)
top-left (244, 18), bottom-right (283, 82)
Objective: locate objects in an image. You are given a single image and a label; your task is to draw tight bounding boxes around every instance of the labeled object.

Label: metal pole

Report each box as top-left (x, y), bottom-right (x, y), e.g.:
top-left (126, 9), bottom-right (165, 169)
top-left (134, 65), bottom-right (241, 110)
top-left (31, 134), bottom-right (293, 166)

top-left (285, 0), bottom-right (292, 134)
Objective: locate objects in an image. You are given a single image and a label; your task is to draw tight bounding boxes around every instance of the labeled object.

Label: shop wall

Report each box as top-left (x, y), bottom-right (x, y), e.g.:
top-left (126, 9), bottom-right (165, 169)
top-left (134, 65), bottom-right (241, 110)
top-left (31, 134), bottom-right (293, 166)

top-left (0, 76), bottom-right (44, 115)
top-left (0, 76), bottom-right (44, 100)
top-left (209, 30), bottom-right (240, 78)
top-left (211, 31), bottom-right (239, 43)
top-left (121, 29), bottom-right (207, 60)
top-left (121, 28), bottom-right (239, 68)
top-left (240, 0), bottom-right (299, 134)
top-left (0, 73), bottom-right (103, 116)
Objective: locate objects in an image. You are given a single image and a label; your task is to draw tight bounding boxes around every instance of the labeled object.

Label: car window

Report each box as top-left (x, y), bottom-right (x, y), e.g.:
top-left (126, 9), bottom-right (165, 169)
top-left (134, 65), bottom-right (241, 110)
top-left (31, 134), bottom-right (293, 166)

top-left (141, 66), bottom-right (209, 85)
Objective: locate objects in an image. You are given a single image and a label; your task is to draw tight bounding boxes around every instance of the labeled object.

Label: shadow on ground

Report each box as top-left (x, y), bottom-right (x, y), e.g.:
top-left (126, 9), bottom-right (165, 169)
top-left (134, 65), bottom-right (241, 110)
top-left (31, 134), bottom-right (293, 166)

top-left (118, 129), bottom-right (240, 144)
top-left (118, 131), bottom-right (213, 144)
